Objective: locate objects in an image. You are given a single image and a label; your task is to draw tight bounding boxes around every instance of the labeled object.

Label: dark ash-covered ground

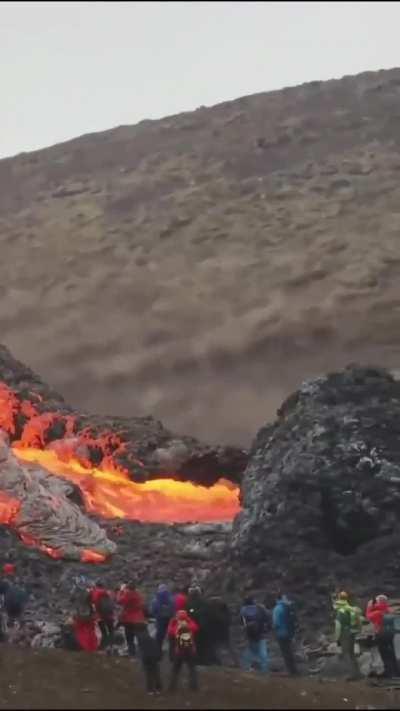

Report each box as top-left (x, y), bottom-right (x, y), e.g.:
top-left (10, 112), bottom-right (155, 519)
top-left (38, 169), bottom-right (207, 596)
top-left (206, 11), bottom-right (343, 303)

top-left (0, 646), bottom-right (398, 710)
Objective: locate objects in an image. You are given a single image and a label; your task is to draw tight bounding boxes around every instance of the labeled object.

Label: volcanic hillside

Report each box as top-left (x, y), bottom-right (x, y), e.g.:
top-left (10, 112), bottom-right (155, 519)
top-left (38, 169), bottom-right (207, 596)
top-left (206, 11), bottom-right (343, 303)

top-left (2, 67), bottom-right (400, 444)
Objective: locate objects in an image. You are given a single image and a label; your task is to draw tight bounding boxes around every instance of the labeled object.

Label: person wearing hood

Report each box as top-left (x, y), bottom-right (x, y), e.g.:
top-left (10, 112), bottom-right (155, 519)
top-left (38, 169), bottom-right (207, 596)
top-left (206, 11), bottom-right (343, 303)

top-left (333, 591), bottom-right (363, 680)
top-left (151, 584), bottom-right (175, 654)
top-left (366, 594), bottom-right (399, 678)
top-left (272, 593), bottom-right (298, 675)
top-left (168, 609), bottom-right (199, 692)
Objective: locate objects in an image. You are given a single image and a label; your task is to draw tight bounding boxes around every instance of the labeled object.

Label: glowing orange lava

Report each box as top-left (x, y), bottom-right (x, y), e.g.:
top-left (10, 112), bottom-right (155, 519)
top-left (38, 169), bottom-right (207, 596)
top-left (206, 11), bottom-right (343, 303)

top-left (13, 446), bottom-right (240, 523)
top-left (0, 382), bottom-right (240, 543)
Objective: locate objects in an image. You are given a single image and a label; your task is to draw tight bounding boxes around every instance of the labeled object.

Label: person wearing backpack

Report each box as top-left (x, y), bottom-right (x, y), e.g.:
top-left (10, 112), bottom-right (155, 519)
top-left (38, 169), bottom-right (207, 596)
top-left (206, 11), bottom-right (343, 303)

top-left (117, 581), bottom-right (146, 657)
top-left (333, 591), bottom-right (363, 680)
top-left (366, 594), bottom-right (400, 678)
top-left (151, 584), bottom-right (175, 654)
top-left (89, 580), bottom-right (115, 651)
top-left (272, 593), bottom-right (298, 675)
top-left (137, 625), bottom-right (163, 695)
top-left (240, 596), bottom-right (270, 673)
top-left (168, 609), bottom-right (199, 692)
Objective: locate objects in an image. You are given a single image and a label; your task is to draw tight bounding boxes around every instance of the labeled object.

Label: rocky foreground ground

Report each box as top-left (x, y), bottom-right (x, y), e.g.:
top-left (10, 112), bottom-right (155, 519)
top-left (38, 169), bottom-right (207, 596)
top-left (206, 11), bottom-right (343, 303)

top-left (0, 646), bottom-right (398, 711)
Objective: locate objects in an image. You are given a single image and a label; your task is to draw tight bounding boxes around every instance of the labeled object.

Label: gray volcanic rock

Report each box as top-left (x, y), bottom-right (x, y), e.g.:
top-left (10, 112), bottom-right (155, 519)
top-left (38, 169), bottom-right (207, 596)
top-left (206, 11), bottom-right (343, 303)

top-left (230, 365), bottom-right (400, 617)
top-left (0, 435), bottom-right (115, 560)
top-left (0, 344), bottom-right (247, 486)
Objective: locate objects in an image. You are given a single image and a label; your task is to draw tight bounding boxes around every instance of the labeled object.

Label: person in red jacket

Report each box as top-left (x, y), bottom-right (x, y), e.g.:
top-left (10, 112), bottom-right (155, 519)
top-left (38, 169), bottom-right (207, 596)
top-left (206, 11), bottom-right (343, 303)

top-left (116, 581), bottom-right (146, 657)
top-left (174, 586), bottom-right (188, 613)
top-left (366, 594), bottom-right (399, 678)
top-left (68, 590), bottom-right (99, 653)
top-left (89, 581), bottom-right (115, 651)
top-left (168, 609), bottom-right (199, 692)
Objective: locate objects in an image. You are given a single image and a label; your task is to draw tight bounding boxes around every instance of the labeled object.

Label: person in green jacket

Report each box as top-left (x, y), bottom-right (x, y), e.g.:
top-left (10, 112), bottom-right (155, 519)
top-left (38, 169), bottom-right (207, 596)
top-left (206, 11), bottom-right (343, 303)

top-left (333, 591), bottom-right (363, 680)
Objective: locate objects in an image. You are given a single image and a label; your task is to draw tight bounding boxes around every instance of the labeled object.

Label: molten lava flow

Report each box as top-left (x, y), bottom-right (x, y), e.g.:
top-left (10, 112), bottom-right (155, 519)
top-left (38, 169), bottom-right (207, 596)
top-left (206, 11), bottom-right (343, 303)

top-left (0, 382), bottom-right (240, 534)
top-left (13, 446), bottom-right (240, 523)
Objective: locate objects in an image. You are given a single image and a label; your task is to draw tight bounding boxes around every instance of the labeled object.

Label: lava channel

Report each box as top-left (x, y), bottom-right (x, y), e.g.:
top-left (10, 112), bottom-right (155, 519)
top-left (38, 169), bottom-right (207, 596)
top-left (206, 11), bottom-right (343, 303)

top-left (0, 382), bottom-right (240, 529)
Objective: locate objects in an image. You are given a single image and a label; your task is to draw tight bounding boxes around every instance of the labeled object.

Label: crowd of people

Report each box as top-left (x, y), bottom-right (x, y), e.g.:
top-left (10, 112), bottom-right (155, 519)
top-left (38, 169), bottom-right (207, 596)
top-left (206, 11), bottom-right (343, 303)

top-left (1, 561), bottom-right (400, 694)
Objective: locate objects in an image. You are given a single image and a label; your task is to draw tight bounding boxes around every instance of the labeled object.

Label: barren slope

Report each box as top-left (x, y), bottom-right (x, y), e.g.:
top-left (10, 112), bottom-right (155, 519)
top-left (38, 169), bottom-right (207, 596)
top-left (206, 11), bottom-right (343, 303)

top-left (2, 67), bottom-right (400, 444)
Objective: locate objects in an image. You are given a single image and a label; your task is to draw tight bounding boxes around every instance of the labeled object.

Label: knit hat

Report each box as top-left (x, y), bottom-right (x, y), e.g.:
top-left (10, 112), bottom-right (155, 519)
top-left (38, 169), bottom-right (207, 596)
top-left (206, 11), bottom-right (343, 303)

top-left (376, 594), bottom-right (388, 603)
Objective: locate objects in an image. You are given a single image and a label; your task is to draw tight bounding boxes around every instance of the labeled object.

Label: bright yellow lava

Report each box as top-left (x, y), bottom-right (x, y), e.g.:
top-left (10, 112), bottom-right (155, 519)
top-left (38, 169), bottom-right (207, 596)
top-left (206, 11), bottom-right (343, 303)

top-left (13, 446), bottom-right (240, 523)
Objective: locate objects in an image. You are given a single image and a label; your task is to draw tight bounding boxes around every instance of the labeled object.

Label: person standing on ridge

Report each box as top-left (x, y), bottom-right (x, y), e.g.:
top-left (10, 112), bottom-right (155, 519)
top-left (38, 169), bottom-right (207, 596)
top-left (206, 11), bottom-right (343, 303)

top-left (117, 581), bottom-right (146, 657)
top-left (272, 592), bottom-right (298, 675)
top-left (240, 595), bottom-right (270, 674)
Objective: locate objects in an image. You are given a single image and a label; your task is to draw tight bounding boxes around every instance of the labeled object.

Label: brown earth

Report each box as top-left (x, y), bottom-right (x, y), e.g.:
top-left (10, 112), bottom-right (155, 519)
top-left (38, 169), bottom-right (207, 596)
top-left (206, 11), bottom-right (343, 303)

top-left (0, 646), bottom-right (398, 710)
top-left (2, 67), bottom-right (400, 445)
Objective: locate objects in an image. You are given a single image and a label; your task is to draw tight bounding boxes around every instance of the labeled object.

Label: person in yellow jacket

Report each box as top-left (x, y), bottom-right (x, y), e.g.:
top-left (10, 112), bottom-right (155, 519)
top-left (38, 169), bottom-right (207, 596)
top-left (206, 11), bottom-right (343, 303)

top-left (333, 591), bottom-right (363, 680)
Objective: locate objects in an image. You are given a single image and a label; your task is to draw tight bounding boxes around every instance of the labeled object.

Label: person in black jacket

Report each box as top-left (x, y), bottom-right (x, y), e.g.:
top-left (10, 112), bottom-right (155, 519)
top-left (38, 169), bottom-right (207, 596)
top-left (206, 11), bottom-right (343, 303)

top-left (0, 576), bottom-right (29, 637)
top-left (137, 626), bottom-right (162, 695)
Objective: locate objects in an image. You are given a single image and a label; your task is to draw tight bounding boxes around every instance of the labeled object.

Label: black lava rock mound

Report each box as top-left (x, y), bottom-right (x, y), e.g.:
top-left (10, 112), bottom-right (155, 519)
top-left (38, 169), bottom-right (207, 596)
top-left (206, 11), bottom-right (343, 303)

top-left (231, 365), bottom-right (400, 610)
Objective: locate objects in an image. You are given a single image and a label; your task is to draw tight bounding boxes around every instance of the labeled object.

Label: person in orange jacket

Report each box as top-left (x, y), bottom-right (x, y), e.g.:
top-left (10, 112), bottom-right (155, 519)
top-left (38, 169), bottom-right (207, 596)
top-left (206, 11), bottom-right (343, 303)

top-left (366, 594), bottom-right (399, 678)
top-left (167, 609), bottom-right (199, 692)
top-left (116, 581), bottom-right (146, 657)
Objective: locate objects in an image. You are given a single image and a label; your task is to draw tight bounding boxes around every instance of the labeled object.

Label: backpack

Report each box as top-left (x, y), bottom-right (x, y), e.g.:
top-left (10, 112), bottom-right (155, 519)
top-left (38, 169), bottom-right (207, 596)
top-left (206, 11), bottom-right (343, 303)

top-left (97, 593), bottom-right (114, 619)
top-left (284, 602), bottom-right (297, 638)
top-left (382, 614), bottom-right (400, 638)
top-left (337, 607), bottom-right (352, 631)
top-left (159, 601), bottom-right (174, 620)
top-left (243, 605), bottom-right (265, 642)
top-left (176, 622), bottom-right (196, 656)
top-left (336, 604), bottom-right (361, 635)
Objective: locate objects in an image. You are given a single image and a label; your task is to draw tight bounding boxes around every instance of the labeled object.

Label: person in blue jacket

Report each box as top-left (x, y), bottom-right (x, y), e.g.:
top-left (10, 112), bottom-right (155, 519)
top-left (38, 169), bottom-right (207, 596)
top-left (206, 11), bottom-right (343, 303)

top-left (151, 584), bottom-right (175, 654)
top-left (272, 593), bottom-right (298, 675)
